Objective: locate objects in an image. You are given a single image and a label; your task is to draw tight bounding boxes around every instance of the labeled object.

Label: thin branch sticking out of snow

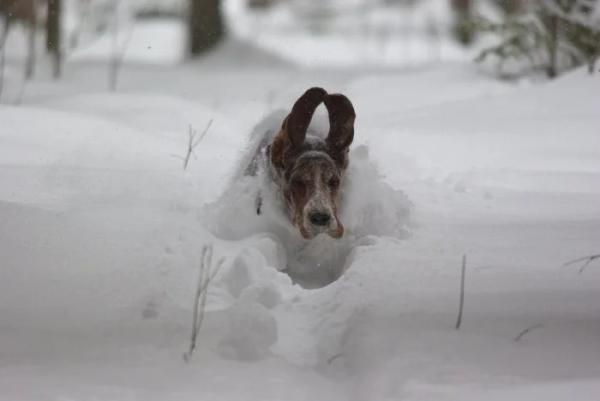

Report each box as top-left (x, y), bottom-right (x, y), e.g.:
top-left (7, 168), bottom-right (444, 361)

top-left (563, 254), bottom-right (600, 274)
top-left (109, 20), bottom-right (133, 92)
top-left (327, 353), bottom-right (343, 365)
top-left (172, 120), bottom-right (213, 170)
top-left (0, 20), bottom-right (9, 101)
top-left (183, 244), bottom-right (225, 362)
top-left (455, 254), bottom-right (466, 330)
top-left (514, 323), bottom-right (544, 342)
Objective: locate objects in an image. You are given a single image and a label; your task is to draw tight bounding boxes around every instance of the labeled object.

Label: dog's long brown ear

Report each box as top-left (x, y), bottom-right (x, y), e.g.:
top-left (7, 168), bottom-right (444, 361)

top-left (285, 87), bottom-right (327, 148)
top-left (271, 87), bottom-right (327, 170)
top-left (324, 93), bottom-right (355, 165)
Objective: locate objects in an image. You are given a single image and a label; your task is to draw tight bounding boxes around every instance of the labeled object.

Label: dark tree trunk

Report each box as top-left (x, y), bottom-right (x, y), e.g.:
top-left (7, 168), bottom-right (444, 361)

top-left (47, 0), bottom-right (61, 78)
top-left (0, 18), bottom-right (8, 98)
top-left (547, 15), bottom-right (559, 78)
top-left (25, 4), bottom-right (37, 80)
top-left (589, 53), bottom-right (598, 74)
top-left (451, 0), bottom-right (474, 45)
top-left (1, 0), bottom-right (37, 79)
top-left (188, 0), bottom-right (224, 56)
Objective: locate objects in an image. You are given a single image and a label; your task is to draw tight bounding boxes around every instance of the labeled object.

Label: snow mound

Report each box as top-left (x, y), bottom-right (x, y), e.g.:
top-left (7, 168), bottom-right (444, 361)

top-left (217, 300), bottom-right (278, 361)
top-left (202, 113), bottom-right (411, 287)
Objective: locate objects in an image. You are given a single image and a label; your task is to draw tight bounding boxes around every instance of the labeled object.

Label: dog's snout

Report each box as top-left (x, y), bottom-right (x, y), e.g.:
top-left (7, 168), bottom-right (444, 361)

top-left (309, 212), bottom-right (331, 227)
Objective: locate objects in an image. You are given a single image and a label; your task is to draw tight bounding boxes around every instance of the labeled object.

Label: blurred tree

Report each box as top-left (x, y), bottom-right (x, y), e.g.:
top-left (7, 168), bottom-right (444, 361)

top-left (451, 0), bottom-right (475, 45)
top-left (475, 0), bottom-right (600, 78)
top-left (0, 0), bottom-right (38, 79)
top-left (495, 0), bottom-right (525, 16)
top-left (248, 0), bottom-right (277, 10)
top-left (189, 0), bottom-right (224, 56)
top-left (47, 0), bottom-right (61, 78)
top-left (559, 0), bottom-right (600, 73)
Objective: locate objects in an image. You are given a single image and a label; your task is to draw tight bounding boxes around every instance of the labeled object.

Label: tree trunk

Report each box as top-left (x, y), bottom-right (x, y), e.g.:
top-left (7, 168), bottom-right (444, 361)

top-left (25, 10), bottom-right (35, 79)
top-left (47, 0), bottom-right (61, 78)
top-left (547, 15), bottom-right (559, 78)
top-left (188, 0), bottom-right (224, 56)
top-left (0, 18), bottom-right (8, 99)
top-left (451, 0), bottom-right (474, 45)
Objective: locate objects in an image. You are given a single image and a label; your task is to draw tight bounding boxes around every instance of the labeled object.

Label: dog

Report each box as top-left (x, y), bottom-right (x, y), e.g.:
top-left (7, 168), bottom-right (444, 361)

top-left (256, 87), bottom-right (356, 240)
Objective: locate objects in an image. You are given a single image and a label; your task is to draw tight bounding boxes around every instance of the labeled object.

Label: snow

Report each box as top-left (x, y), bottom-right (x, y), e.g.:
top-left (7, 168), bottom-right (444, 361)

top-left (225, 0), bottom-right (471, 67)
top-left (70, 19), bottom-right (186, 66)
top-left (2, 13), bottom-right (600, 401)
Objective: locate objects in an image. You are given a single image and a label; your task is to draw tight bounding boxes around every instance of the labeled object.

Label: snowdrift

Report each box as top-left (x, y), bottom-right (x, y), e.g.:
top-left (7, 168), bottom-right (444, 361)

top-left (1, 63), bottom-right (600, 400)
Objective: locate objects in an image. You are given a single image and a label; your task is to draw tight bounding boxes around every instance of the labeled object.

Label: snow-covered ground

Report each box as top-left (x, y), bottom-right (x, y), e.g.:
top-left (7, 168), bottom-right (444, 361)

top-left (2, 14), bottom-right (600, 401)
top-left (225, 0), bottom-right (471, 67)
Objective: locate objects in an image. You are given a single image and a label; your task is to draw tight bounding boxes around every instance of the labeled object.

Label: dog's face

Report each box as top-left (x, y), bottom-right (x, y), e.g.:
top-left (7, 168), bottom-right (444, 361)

top-left (270, 87), bottom-right (355, 240)
top-left (285, 149), bottom-right (343, 239)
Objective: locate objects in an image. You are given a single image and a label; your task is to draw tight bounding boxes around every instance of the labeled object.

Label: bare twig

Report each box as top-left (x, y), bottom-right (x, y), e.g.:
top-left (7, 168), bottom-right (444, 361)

top-left (184, 245), bottom-right (209, 362)
top-left (327, 353), bottom-right (343, 365)
top-left (183, 244), bottom-right (225, 362)
top-left (175, 120), bottom-right (213, 170)
top-left (563, 254), bottom-right (600, 274)
top-left (13, 77), bottom-right (27, 105)
top-left (455, 254), bottom-right (467, 330)
top-left (108, 1), bottom-right (133, 92)
top-left (514, 323), bottom-right (543, 342)
top-left (0, 19), bottom-right (9, 101)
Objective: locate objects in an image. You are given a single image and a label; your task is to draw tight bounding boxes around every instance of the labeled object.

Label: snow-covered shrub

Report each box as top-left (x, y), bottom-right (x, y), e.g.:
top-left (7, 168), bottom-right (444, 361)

top-left (475, 0), bottom-right (600, 78)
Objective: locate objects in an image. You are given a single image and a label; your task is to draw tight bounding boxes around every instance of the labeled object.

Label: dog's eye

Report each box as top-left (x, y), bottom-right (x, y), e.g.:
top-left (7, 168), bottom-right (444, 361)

top-left (328, 177), bottom-right (340, 188)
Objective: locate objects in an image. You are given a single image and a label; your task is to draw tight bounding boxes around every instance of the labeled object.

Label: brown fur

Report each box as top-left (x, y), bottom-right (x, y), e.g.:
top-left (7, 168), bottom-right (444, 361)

top-left (268, 87), bottom-right (355, 240)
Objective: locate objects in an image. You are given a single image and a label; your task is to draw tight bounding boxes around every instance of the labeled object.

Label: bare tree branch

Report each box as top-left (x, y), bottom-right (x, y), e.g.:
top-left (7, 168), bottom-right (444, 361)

top-left (108, 0), bottom-right (134, 92)
top-left (0, 19), bottom-right (9, 101)
top-left (563, 254), bottom-right (600, 274)
top-left (175, 120), bottom-right (213, 170)
top-left (455, 254), bottom-right (467, 330)
top-left (193, 119), bottom-right (213, 148)
top-left (183, 244), bottom-right (225, 362)
top-left (327, 353), bottom-right (343, 365)
top-left (514, 323), bottom-right (543, 342)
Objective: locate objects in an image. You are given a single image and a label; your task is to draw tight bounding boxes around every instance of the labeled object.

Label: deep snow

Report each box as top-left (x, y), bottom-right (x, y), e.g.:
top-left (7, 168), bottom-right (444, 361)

top-left (2, 17), bottom-right (600, 401)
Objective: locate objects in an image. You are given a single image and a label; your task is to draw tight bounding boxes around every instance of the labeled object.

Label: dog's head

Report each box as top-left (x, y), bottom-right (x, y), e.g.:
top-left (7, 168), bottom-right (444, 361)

top-left (269, 87), bottom-right (355, 240)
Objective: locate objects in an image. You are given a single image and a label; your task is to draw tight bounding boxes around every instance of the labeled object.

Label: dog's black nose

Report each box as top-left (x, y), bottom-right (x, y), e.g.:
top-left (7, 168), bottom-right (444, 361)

top-left (309, 212), bottom-right (331, 227)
